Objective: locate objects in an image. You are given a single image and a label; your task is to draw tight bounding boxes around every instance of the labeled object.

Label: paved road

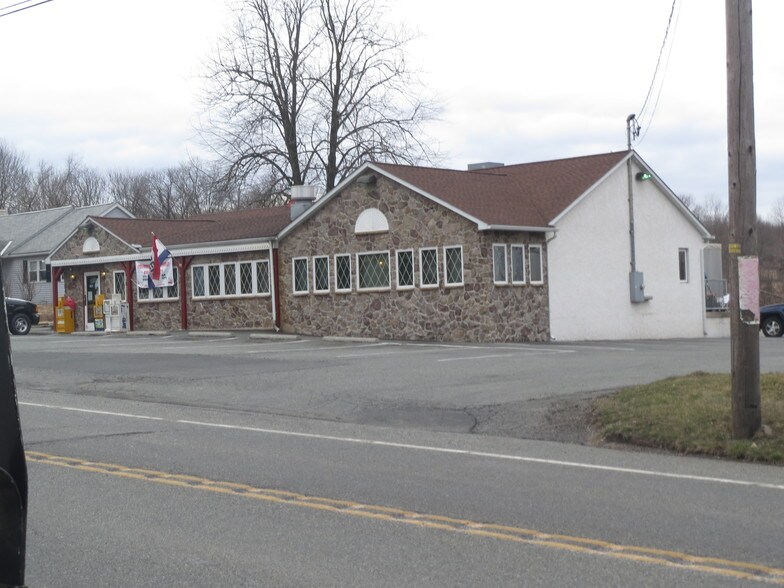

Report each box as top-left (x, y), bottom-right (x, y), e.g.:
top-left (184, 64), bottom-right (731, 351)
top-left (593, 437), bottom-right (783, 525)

top-left (11, 333), bottom-right (784, 586)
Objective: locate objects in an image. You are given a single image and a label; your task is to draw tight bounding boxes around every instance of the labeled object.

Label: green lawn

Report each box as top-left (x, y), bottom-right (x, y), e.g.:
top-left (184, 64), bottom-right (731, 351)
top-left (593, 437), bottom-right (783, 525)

top-left (592, 372), bottom-right (784, 464)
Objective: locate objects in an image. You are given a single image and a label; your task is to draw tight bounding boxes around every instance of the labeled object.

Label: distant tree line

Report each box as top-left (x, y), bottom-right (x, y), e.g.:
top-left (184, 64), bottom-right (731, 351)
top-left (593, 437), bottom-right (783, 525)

top-left (0, 140), bottom-right (284, 218)
top-left (682, 194), bottom-right (784, 305)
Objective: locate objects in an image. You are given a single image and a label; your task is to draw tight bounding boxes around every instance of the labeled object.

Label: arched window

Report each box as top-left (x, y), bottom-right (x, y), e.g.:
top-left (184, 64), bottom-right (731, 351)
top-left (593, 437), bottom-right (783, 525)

top-left (354, 208), bottom-right (389, 234)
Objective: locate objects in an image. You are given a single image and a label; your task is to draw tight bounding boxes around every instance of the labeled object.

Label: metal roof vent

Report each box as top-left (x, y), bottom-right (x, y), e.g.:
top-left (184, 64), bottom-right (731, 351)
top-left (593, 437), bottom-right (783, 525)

top-left (467, 162), bottom-right (504, 171)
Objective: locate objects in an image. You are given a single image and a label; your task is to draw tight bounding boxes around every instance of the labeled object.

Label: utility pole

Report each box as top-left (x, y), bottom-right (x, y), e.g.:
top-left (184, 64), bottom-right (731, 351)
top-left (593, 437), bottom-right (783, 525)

top-left (726, 0), bottom-right (761, 439)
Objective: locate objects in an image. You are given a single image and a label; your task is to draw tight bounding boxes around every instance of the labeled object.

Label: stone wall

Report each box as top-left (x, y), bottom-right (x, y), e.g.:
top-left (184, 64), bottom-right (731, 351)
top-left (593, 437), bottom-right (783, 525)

top-left (278, 175), bottom-right (550, 342)
top-left (185, 251), bottom-right (274, 331)
top-left (55, 225), bottom-right (275, 332)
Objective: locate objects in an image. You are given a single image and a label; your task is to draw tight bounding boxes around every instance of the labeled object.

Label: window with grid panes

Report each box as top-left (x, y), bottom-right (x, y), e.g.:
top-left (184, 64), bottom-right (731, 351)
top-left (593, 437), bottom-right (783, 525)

top-left (27, 259), bottom-right (47, 283)
top-left (192, 260), bottom-right (270, 298)
top-left (357, 252), bottom-right (390, 290)
top-left (193, 266), bottom-right (205, 296)
top-left (314, 256), bottom-right (329, 293)
top-left (493, 244), bottom-right (507, 284)
top-left (396, 250), bottom-right (414, 288)
top-left (208, 265), bottom-right (221, 296)
top-left (420, 248), bottom-right (438, 287)
top-left (224, 263), bottom-right (237, 295)
top-left (335, 254), bottom-right (351, 292)
top-left (511, 245), bottom-right (525, 284)
top-left (256, 260), bottom-right (270, 294)
top-left (113, 271), bottom-right (126, 301)
top-left (138, 268), bottom-right (178, 301)
top-left (444, 246), bottom-right (463, 286)
top-left (529, 245), bottom-right (543, 284)
top-left (293, 258), bottom-right (309, 293)
top-left (239, 262), bottom-right (254, 294)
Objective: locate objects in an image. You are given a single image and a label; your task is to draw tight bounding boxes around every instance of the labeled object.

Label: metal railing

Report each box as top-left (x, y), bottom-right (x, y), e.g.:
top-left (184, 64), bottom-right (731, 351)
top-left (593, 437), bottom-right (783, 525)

top-left (705, 279), bottom-right (729, 311)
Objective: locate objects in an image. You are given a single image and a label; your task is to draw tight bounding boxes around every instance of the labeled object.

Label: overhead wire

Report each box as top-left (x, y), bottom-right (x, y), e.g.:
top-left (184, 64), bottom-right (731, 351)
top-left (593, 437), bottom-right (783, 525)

top-left (0, 0), bottom-right (54, 19)
top-left (634, 0), bottom-right (681, 145)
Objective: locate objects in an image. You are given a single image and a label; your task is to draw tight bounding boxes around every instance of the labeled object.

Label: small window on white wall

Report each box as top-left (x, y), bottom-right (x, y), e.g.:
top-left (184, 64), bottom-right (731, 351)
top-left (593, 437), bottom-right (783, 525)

top-left (678, 248), bottom-right (689, 282)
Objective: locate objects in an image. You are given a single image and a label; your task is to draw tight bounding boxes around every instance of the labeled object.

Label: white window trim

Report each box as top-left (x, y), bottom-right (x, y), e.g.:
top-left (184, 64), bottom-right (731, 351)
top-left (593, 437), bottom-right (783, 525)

top-left (356, 250), bottom-right (391, 292)
top-left (334, 254), bottom-right (352, 293)
top-left (293, 257), bottom-right (309, 295)
top-left (493, 244), bottom-right (508, 285)
top-left (510, 244), bottom-right (526, 285)
top-left (678, 248), bottom-right (689, 283)
top-left (313, 255), bottom-right (330, 294)
top-left (28, 259), bottom-right (47, 283)
top-left (396, 249), bottom-right (415, 290)
top-left (443, 245), bottom-right (464, 287)
top-left (256, 259), bottom-right (272, 298)
top-left (138, 267), bottom-right (179, 302)
top-left (113, 270), bottom-right (127, 301)
top-left (419, 247), bottom-right (439, 289)
top-left (191, 260), bottom-right (272, 299)
top-left (529, 244), bottom-right (544, 285)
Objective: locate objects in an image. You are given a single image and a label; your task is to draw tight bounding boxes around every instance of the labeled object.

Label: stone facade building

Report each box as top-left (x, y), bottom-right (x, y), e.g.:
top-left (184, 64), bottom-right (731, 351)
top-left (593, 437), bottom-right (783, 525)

top-left (49, 209), bottom-right (290, 333)
top-left (47, 150), bottom-right (724, 342)
top-left (278, 173), bottom-right (550, 342)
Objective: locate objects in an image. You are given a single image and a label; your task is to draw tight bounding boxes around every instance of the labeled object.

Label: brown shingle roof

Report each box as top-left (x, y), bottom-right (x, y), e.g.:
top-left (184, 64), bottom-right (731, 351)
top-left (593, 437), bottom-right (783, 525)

top-left (374, 151), bottom-right (629, 228)
top-left (93, 206), bottom-right (291, 248)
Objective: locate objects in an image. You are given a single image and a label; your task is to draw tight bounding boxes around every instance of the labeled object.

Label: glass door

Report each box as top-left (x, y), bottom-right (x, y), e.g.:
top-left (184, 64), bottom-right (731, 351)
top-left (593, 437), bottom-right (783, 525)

top-left (84, 272), bottom-right (101, 331)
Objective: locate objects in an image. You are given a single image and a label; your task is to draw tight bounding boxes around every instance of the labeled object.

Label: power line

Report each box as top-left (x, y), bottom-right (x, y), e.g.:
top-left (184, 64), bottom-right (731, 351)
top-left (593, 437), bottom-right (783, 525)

top-left (0, 0), bottom-right (54, 19)
top-left (635, 0), bottom-right (681, 144)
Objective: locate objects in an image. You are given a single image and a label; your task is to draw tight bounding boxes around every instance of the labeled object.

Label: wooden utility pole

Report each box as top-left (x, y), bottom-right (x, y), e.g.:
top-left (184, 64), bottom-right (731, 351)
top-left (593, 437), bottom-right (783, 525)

top-left (726, 0), bottom-right (761, 439)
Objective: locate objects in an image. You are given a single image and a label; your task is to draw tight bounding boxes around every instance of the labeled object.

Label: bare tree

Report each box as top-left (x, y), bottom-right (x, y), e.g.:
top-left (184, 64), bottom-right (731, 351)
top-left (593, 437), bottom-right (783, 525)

top-left (107, 170), bottom-right (157, 217)
top-left (203, 0), bottom-right (438, 195)
top-left (0, 140), bottom-right (29, 212)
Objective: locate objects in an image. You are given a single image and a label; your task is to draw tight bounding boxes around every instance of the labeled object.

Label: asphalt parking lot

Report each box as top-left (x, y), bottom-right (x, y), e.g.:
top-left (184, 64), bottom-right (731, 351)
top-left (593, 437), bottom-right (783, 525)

top-left (11, 330), bottom-right (784, 441)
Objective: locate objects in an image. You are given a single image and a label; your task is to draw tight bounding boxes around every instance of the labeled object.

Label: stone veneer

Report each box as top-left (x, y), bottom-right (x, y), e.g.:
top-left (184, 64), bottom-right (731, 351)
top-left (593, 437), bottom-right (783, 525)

top-left (54, 224), bottom-right (275, 332)
top-left (278, 175), bottom-right (550, 343)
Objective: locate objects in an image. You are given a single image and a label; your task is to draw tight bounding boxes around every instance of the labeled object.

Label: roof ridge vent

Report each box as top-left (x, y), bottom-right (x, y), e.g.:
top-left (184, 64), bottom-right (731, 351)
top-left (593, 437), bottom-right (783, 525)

top-left (467, 162), bottom-right (504, 171)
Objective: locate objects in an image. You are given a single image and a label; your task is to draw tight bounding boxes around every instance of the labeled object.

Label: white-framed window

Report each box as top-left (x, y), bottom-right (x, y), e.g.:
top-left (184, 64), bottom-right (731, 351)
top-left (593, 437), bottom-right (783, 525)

top-left (113, 270), bottom-right (127, 301)
top-left (420, 247), bottom-right (438, 288)
top-left (192, 260), bottom-right (271, 298)
top-left (293, 257), bottom-right (309, 294)
top-left (678, 248), bottom-right (689, 282)
top-left (313, 256), bottom-right (330, 293)
top-left (443, 246), bottom-right (464, 287)
top-left (396, 250), bottom-right (415, 289)
top-left (26, 259), bottom-right (47, 283)
top-left (511, 245), bottom-right (526, 284)
top-left (529, 245), bottom-right (543, 284)
top-left (138, 267), bottom-right (179, 301)
top-left (357, 251), bottom-right (390, 291)
top-left (335, 254), bottom-right (352, 293)
top-left (493, 244), bottom-right (507, 284)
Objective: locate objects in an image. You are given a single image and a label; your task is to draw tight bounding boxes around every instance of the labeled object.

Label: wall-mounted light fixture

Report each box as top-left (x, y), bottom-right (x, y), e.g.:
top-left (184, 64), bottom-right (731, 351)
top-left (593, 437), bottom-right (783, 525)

top-left (635, 172), bottom-right (653, 182)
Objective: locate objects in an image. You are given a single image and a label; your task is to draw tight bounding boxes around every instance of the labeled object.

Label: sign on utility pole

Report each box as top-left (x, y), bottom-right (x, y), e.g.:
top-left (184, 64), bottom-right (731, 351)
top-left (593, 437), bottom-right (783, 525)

top-left (726, 0), bottom-right (761, 439)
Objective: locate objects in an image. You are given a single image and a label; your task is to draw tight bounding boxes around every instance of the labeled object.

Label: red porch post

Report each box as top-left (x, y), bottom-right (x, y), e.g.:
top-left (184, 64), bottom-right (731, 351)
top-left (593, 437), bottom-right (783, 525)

top-left (176, 257), bottom-right (193, 331)
top-left (272, 248), bottom-right (281, 330)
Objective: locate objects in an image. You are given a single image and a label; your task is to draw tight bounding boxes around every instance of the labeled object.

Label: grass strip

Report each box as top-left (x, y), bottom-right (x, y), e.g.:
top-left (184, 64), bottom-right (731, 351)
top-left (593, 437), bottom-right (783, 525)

top-left (592, 372), bottom-right (784, 464)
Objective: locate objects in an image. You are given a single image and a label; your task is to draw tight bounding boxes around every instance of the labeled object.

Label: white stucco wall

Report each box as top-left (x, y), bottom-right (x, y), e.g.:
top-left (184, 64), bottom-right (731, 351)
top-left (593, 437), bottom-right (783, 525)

top-left (548, 159), bottom-right (711, 341)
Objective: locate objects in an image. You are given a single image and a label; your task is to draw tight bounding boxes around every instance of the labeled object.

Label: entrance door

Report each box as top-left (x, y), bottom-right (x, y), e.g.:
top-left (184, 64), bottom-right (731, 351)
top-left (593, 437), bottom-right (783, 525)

top-left (84, 272), bottom-right (101, 331)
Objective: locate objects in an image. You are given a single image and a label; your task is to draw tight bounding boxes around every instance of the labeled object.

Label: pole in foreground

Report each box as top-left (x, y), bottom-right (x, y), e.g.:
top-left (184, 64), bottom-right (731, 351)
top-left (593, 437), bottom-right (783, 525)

top-left (0, 263), bottom-right (28, 587)
top-left (726, 0), bottom-right (761, 439)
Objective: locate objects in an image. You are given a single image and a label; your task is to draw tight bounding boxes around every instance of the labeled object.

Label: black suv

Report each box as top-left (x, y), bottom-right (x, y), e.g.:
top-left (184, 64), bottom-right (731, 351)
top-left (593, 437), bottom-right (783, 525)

top-left (5, 298), bottom-right (40, 335)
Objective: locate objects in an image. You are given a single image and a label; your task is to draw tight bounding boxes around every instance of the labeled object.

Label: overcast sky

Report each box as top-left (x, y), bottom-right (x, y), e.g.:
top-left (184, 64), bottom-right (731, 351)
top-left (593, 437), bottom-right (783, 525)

top-left (1, 0), bottom-right (783, 215)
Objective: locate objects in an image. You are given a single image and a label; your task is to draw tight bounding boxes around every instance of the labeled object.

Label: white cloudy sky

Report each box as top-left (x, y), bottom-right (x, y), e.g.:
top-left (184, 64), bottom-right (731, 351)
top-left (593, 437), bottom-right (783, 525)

top-left (1, 0), bottom-right (783, 215)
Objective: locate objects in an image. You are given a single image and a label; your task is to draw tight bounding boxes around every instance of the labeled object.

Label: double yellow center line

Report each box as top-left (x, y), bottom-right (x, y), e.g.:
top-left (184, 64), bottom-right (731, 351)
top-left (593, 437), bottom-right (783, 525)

top-left (27, 451), bottom-right (784, 585)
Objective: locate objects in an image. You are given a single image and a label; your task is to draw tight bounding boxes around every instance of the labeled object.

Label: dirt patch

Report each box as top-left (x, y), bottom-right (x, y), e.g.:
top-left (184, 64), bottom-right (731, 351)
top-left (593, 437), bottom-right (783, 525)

top-left (470, 390), bottom-right (606, 445)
